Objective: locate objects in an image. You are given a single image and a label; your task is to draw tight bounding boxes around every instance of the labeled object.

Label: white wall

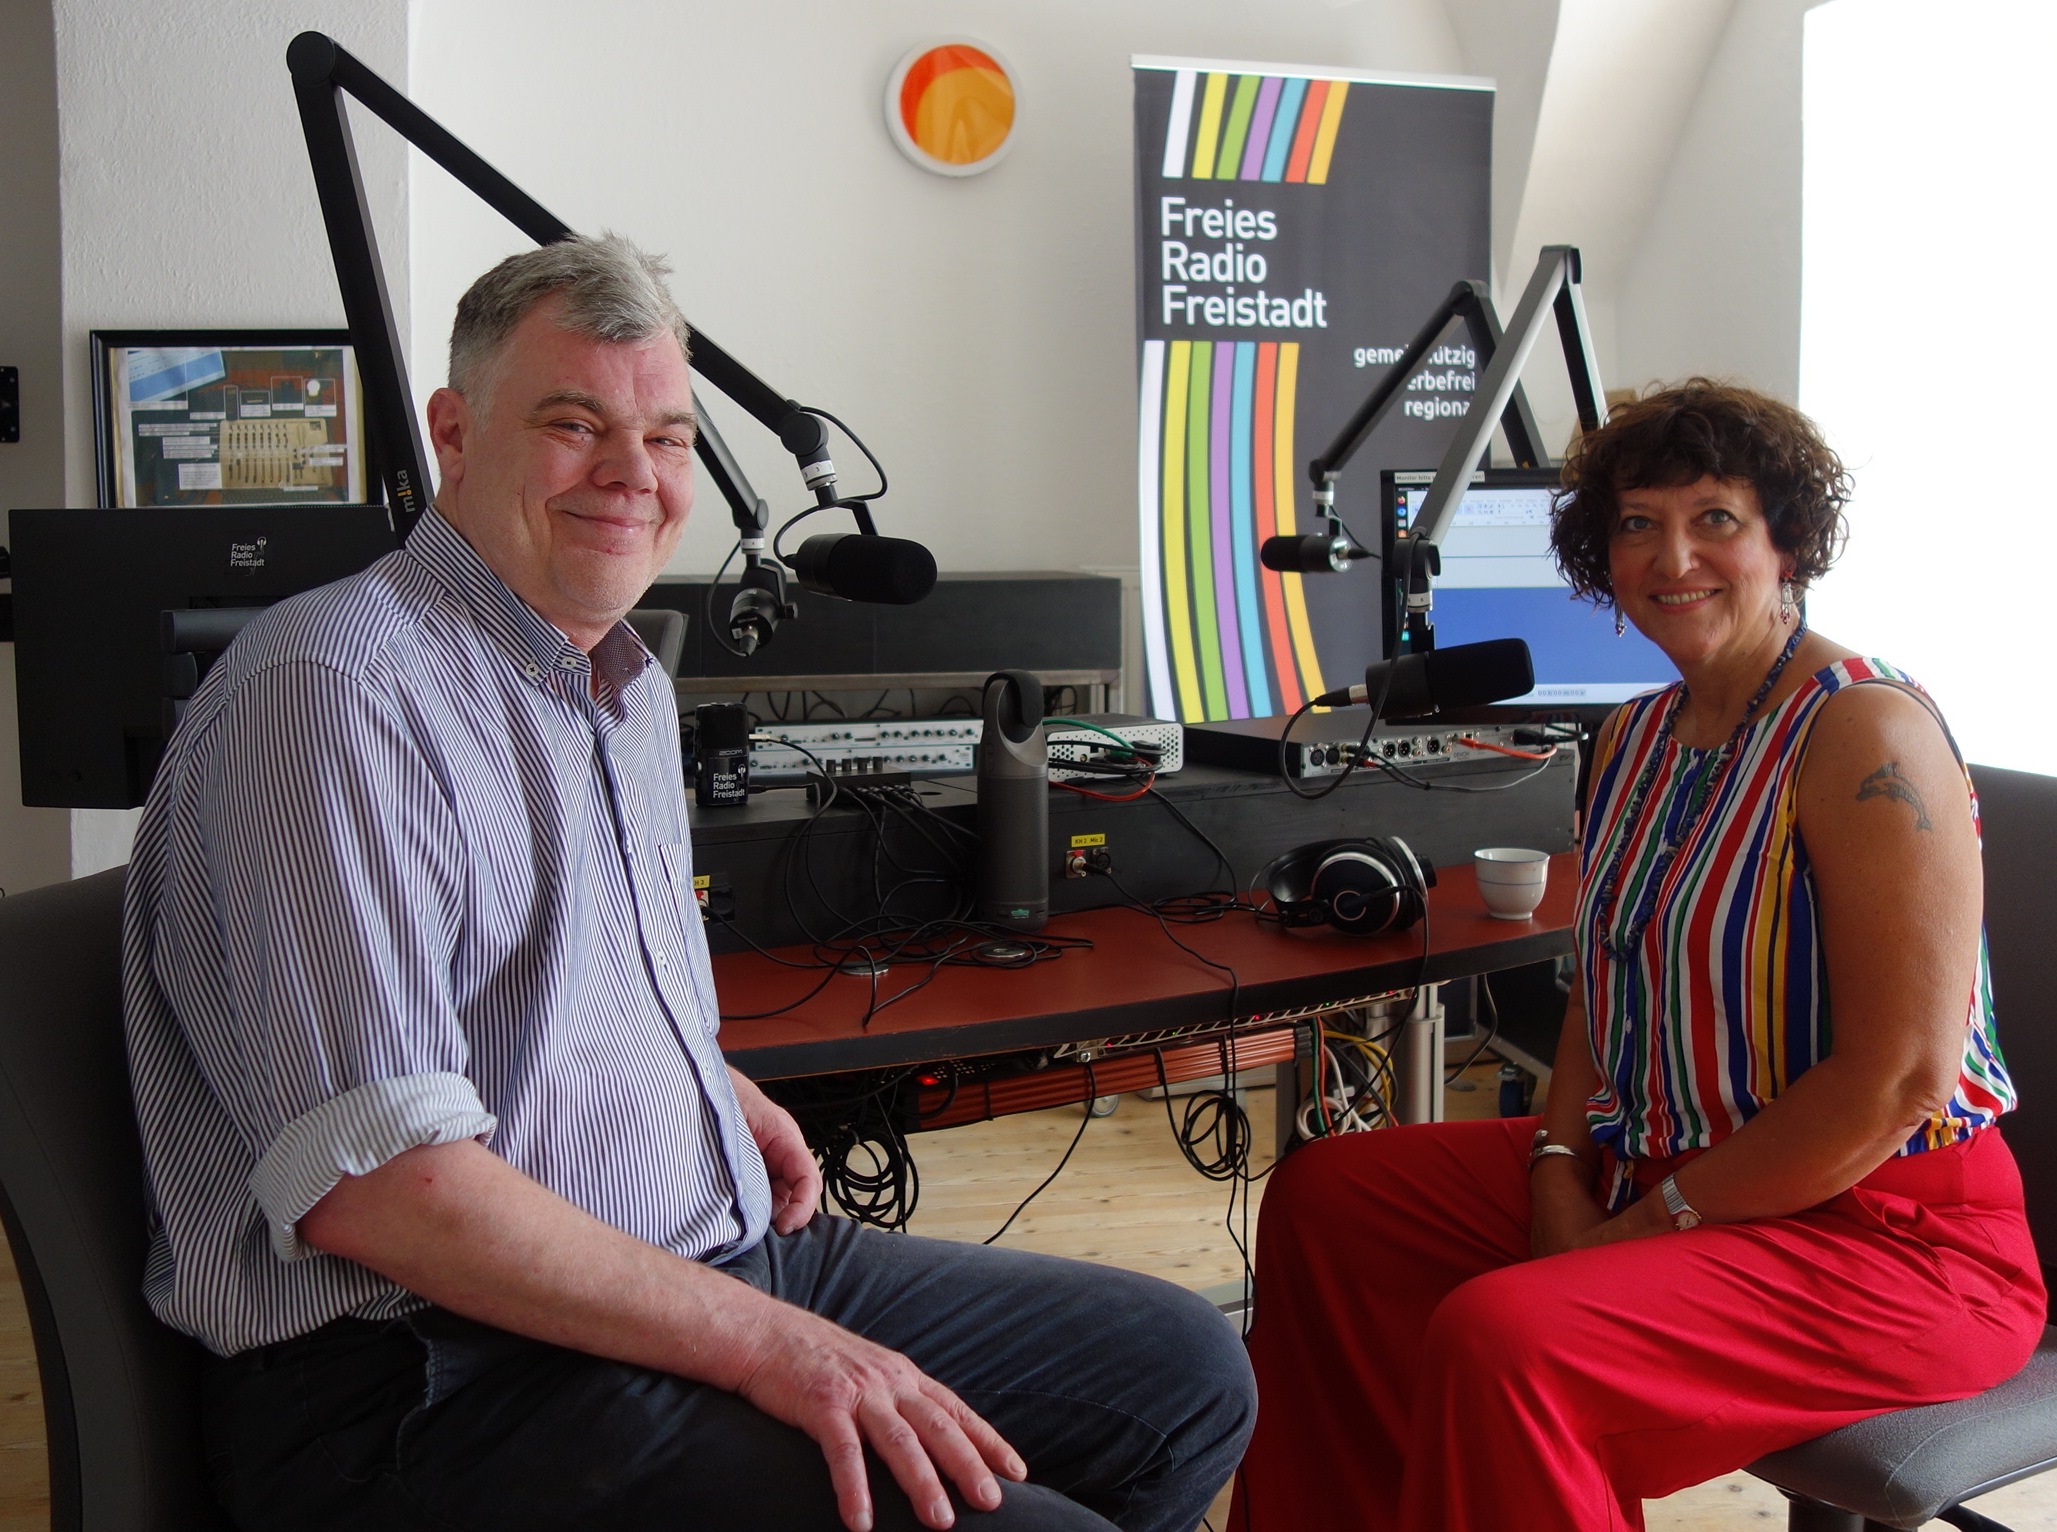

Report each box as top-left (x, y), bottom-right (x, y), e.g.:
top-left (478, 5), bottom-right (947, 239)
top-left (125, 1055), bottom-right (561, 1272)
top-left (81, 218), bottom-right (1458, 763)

top-left (1613, 0), bottom-right (1828, 401)
top-left (5, 0), bottom-right (1875, 880)
top-left (1441, 0), bottom-right (1560, 292)
top-left (407, 0), bottom-right (1467, 585)
top-left (40, 0), bottom-right (410, 876)
top-left (1497, 0), bottom-right (1735, 448)
top-left (1799, 0), bottom-right (2057, 774)
top-left (0, 0), bottom-right (72, 895)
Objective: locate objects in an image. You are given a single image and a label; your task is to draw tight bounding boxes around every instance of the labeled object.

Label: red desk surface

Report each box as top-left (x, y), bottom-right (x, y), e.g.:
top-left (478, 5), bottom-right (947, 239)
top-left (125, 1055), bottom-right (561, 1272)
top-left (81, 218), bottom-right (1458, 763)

top-left (715, 853), bottom-right (1577, 1080)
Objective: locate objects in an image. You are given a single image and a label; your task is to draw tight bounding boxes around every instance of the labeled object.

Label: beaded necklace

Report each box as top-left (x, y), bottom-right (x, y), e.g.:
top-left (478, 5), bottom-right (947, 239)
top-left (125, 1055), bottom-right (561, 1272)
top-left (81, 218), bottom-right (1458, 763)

top-left (1594, 624), bottom-right (1808, 961)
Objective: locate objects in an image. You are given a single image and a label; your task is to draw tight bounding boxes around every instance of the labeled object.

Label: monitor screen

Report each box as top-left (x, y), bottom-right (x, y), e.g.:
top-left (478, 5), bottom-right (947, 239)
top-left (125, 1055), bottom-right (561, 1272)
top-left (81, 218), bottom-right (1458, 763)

top-left (11, 505), bottom-right (398, 808)
top-left (1382, 468), bottom-right (1676, 705)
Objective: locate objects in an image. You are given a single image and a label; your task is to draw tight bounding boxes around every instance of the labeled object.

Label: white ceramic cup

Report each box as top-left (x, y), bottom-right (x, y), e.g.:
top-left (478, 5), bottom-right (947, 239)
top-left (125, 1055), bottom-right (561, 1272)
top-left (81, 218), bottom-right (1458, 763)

top-left (1474, 847), bottom-right (1550, 920)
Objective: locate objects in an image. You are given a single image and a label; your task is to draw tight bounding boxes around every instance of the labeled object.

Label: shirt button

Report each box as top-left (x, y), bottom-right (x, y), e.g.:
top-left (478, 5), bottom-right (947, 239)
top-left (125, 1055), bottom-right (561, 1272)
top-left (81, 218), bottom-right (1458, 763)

top-left (654, 951), bottom-right (669, 967)
top-left (523, 664), bottom-right (541, 679)
top-left (559, 655), bottom-right (582, 670)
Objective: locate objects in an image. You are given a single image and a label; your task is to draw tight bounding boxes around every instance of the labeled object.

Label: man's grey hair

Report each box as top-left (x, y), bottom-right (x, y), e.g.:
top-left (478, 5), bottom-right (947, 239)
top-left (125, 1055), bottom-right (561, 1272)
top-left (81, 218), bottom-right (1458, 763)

top-left (448, 232), bottom-right (692, 410)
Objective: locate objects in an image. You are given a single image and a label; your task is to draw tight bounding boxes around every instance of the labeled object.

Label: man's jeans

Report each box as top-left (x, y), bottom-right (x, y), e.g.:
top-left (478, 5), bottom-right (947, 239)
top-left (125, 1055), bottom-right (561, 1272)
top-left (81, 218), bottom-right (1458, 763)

top-left (202, 1215), bottom-right (1256, 1531)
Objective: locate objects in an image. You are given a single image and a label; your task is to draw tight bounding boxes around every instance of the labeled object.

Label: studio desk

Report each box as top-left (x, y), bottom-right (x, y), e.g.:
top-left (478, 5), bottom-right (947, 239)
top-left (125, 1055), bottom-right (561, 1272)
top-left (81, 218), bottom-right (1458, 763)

top-left (713, 852), bottom-right (1578, 1149)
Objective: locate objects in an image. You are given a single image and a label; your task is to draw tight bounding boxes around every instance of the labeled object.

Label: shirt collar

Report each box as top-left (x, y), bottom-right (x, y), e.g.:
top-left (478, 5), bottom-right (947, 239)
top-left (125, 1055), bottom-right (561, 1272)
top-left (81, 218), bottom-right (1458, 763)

top-left (404, 506), bottom-right (651, 696)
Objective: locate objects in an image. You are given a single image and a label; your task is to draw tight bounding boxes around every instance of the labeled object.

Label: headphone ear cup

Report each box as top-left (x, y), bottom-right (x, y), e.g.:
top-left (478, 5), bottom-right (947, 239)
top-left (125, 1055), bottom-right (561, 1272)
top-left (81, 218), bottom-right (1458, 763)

top-left (1370, 835), bottom-right (1432, 930)
top-left (1259, 842), bottom-right (1327, 926)
top-left (1310, 848), bottom-right (1405, 935)
top-left (1262, 838), bottom-right (1434, 934)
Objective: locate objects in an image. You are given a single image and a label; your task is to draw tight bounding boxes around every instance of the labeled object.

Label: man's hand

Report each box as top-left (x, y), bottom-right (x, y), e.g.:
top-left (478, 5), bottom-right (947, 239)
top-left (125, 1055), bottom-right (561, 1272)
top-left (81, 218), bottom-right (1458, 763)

top-left (729, 1067), bottom-right (822, 1234)
top-left (303, 1140), bottom-right (1021, 1532)
top-left (735, 1306), bottom-right (1028, 1532)
top-left (1528, 1156), bottom-right (1608, 1259)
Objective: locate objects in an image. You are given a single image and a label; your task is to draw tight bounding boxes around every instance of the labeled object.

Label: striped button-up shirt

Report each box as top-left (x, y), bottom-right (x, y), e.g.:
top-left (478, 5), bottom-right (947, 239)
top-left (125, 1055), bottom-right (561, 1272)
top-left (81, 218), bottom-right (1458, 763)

top-left (122, 507), bottom-right (769, 1357)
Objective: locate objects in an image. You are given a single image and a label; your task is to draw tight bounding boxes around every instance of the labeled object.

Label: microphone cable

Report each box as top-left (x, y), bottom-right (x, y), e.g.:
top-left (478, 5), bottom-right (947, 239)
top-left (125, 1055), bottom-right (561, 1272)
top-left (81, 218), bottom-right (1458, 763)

top-left (983, 1062), bottom-right (1100, 1245)
top-left (769, 407), bottom-right (891, 564)
top-left (763, 1067), bottom-right (926, 1232)
top-left (1277, 650), bottom-right (1400, 802)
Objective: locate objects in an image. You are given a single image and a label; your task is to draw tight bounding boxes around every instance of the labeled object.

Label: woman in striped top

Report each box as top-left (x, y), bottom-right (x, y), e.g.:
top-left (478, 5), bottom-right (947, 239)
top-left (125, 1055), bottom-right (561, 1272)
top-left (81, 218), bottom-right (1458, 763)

top-left (1234, 381), bottom-right (2044, 1530)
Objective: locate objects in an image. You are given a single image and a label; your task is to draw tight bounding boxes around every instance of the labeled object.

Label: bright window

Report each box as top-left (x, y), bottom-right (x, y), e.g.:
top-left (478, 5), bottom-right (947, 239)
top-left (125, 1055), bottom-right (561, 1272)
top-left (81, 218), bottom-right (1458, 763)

top-left (1801, 0), bottom-right (2057, 772)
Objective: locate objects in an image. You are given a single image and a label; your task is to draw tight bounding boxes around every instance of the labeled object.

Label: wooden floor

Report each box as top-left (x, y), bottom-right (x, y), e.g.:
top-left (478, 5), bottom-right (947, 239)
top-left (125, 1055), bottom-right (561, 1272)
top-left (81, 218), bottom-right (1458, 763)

top-left (0, 1237), bottom-right (45, 1532)
top-left (0, 1064), bottom-right (2049, 1529)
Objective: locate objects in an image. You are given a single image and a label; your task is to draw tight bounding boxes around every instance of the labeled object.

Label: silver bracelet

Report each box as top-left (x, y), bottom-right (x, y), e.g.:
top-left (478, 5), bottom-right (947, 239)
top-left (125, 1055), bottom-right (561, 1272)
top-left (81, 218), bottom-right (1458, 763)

top-left (1528, 1143), bottom-right (1585, 1170)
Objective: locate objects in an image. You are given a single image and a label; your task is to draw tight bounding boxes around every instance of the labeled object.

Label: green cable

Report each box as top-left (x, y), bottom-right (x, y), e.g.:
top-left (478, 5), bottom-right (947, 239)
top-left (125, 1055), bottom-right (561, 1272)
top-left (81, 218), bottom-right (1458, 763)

top-left (1044, 717), bottom-right (1135, 753)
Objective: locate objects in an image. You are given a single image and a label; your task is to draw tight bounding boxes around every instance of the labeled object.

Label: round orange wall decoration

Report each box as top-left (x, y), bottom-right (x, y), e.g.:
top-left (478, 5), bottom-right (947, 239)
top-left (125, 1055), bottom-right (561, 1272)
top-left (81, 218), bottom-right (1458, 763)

top-left (885, 42), bottom-right (1019, 176)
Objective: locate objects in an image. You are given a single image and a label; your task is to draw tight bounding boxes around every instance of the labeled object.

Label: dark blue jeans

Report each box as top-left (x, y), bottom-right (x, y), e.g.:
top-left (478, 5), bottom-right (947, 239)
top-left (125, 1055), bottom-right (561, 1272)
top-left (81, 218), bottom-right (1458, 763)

top-left (202, 1215), bottom-right (1255, 1531)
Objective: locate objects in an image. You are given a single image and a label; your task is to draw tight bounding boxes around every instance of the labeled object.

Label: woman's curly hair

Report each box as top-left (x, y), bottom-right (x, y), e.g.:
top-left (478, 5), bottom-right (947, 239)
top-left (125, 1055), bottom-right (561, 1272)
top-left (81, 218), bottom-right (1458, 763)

top-left (1550, 378), bottom-right (1850, 607)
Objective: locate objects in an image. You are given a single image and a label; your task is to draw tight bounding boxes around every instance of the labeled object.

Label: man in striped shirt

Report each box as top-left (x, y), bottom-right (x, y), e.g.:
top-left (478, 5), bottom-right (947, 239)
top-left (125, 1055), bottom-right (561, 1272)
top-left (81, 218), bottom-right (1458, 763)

top-left (123, 235), bottom-right (1252, 1532)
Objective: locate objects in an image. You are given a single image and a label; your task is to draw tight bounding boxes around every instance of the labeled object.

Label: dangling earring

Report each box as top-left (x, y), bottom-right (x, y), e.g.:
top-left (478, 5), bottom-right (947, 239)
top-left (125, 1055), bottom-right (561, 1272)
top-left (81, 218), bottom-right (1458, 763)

top-left (1780, 581), bottom-right (1796, 623)
top-left (1614, 606), bottom-right (1626, 637)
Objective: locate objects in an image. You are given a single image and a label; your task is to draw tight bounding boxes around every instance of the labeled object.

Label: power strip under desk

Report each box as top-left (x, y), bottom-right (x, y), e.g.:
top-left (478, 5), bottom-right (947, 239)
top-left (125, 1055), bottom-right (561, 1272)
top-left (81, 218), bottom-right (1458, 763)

top-left (913, 1025), bottom-right (1299, 1131)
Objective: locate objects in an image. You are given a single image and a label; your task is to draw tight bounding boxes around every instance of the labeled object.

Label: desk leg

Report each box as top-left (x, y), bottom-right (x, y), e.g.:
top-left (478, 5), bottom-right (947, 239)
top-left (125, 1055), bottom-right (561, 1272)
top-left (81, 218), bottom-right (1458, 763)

top-left (1394, 984), bottom-right (1445, 1126)
top-left (1274, 1044), bottom-right (1305, 1162)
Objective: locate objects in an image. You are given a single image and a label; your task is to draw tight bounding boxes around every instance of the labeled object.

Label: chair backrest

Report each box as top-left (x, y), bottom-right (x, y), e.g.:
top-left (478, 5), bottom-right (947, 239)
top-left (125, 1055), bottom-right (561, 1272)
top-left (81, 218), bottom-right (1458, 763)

top-left (627, 607), bottom-right (687, 680)
top-left (0, 867), bottom-right (222, 1530)
top-left (1972, 764), bottom-right (2057, 1295)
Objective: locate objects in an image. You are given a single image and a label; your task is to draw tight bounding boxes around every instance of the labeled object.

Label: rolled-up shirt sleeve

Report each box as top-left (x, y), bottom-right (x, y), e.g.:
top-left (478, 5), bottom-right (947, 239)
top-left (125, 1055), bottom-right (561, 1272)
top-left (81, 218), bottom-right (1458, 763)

top-left (250, 1073), bottom-right (498, 1260)
top-left (188, 657), bottom-right (484, 1259)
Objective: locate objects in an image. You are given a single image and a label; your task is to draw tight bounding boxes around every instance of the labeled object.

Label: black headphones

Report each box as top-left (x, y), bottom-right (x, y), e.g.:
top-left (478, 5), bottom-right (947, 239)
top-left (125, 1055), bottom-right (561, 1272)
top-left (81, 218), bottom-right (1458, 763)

top-left (1257, 837), bottom-right (1435, 936)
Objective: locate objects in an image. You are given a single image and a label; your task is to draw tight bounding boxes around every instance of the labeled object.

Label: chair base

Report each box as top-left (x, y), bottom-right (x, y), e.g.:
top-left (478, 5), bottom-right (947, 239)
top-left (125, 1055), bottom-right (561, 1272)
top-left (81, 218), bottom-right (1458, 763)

top-left (1937, 1503), bottom-right (2015, 1532)
top-left (1780, 1490), bottom-right (2016, 1532)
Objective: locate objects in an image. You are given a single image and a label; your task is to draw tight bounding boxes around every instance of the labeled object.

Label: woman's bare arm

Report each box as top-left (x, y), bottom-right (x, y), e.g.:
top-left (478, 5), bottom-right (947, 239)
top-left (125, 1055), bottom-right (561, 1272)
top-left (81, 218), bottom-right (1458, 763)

top-left (1529, 983), bottom-right (1609, 1255)
top-left (1576, 682), bottom-right (1979, 1246)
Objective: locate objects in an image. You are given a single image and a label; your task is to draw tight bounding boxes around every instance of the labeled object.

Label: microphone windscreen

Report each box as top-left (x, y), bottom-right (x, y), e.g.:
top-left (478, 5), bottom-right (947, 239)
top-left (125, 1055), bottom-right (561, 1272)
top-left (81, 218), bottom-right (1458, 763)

top-left (1422, 638), bottom-right (1534, 709)
top-left (1262, 535), bottom-right (1327, 573)
top-left (1261, 534), bottom-right (1368, 574)
top-left (793, 533), bottom-right (938, 605)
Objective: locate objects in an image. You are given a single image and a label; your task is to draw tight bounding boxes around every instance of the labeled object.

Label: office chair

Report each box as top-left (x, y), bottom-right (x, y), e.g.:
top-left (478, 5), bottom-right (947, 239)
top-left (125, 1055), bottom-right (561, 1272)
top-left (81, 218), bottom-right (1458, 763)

top-left (0, 867), bottom-right (225, 1530)
top-left (627, 607), bottom-right (687, 680)
top-left (1747, 764), bottom-right (2057, 1531)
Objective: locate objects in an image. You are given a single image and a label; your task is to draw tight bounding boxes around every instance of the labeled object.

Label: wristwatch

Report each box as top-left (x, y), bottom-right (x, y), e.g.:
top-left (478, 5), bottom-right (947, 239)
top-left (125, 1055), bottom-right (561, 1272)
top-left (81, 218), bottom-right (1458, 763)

top-left (1658, 1173), bottom-right (1703, 1231)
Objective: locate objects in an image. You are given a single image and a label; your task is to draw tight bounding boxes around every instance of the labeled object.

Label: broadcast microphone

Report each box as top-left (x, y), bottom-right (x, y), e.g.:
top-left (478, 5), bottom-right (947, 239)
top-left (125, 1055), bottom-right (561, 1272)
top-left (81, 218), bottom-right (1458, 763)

top-left (1312, 637), bottom-right (1534, 717)
top-left (1261, 533), bottom-right (1372, 574)
top-left (727, 586), bottom-right (781, 656)
top-left (790, 532), bottom-right (938, 605)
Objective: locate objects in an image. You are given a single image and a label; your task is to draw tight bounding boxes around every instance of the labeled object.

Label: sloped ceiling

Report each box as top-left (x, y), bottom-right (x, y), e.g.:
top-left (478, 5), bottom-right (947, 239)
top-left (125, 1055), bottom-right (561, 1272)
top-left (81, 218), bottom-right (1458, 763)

top-left (1505, 0), bottom-right (1737, 309)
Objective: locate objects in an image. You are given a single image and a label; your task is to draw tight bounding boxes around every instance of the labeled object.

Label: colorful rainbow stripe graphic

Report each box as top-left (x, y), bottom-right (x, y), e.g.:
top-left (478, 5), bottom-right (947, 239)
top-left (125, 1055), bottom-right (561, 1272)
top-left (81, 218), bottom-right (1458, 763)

top-left (1160, 67), bottom-right (1349, 185)
top-left (1139, 67), bottom-right (1348, 721)
top-left (1140, 338), bottom-right (1326, 722)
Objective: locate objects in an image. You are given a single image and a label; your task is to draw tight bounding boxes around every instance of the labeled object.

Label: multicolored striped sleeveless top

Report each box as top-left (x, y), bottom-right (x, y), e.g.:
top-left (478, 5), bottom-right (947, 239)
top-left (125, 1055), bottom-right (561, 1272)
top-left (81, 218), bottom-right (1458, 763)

top-left (1576, 657), bottom-right (2015, 1169)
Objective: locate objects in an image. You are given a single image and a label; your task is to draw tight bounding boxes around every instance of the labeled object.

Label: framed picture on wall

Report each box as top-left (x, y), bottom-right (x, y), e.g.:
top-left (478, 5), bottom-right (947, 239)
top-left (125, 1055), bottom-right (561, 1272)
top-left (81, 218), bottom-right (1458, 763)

top-left (90, 329), bottom-right (371, 508)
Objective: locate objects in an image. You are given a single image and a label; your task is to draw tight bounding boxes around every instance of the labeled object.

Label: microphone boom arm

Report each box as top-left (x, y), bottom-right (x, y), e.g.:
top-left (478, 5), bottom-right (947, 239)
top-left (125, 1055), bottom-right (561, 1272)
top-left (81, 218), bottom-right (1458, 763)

top-left (692, 399), bottom-right (798, 654)
top-left (1306, 278), bottom-right (1546, 493)
top-left (1410, 246), bottom-right (1604, 551)
top-left (287, 31), bottom-right (857, 542)
top-left (1262, 277), bottom-right (1544, 579)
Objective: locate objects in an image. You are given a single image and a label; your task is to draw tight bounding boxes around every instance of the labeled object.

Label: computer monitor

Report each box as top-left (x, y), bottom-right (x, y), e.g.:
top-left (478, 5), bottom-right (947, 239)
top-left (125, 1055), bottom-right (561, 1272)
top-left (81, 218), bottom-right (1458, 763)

top-left (12, 505), bottom-right (398, 808)
top-left (1379, 467), bottom-right (1676, 706)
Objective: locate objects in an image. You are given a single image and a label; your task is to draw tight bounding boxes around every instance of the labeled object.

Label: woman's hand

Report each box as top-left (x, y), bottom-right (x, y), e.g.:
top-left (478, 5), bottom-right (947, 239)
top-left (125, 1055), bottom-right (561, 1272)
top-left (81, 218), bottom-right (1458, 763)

top-left (1529, 1157), bottom-right (1608, 1258)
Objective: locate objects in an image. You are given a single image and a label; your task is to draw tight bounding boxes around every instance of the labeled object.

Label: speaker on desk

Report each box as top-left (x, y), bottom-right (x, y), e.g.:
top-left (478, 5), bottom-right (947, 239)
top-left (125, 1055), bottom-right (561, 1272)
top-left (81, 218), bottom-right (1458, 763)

top-left (976, 670), bottom-right (1049, 932)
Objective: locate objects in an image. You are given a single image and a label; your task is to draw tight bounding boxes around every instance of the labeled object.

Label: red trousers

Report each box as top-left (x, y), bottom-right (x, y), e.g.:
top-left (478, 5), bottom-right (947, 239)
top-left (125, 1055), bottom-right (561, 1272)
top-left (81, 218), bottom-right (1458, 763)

top-left (1232, 1117), bottom-right (2044, 1532)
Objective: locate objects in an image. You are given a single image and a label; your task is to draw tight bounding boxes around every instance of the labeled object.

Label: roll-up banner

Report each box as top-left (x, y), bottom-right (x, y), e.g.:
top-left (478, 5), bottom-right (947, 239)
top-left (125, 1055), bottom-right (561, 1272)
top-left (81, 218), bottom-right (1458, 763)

top-left (1132, 57), bottom-right (1492, 723)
